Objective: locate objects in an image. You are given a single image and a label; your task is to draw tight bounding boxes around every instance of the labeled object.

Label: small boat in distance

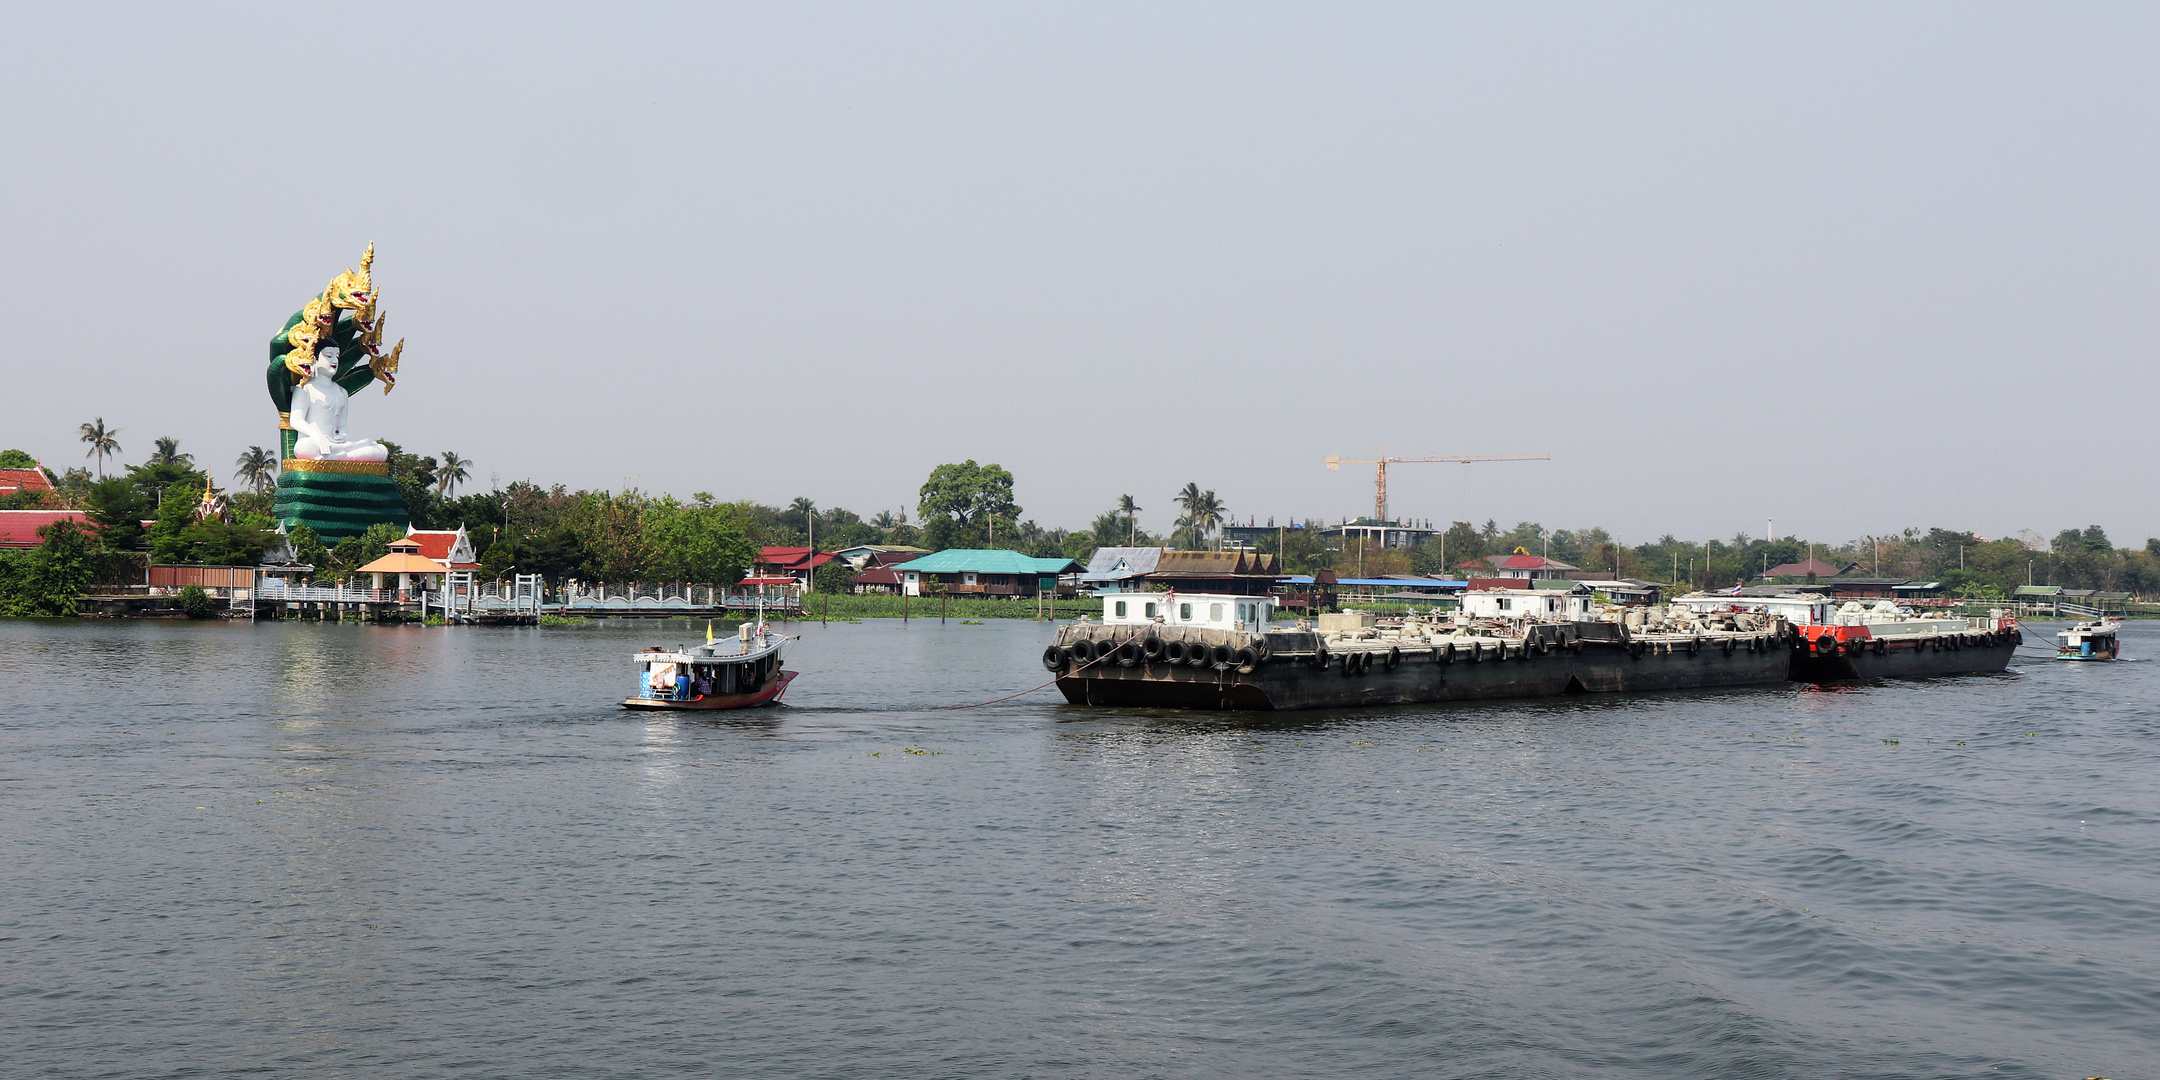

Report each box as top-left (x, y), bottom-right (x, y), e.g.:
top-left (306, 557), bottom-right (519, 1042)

top-left (622, 576), bottom-right (801, 710)
top-left (2056, 617), bottom-right (2121, 661)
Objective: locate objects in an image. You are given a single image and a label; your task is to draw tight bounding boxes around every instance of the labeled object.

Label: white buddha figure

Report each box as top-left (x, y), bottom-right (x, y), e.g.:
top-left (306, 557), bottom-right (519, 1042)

top-left (290, 347), bottom-right (389, 462)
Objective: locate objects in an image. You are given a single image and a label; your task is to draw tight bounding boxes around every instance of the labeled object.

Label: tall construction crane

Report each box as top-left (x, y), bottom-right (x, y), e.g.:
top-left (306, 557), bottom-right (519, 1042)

top-left (1324, 446), bottom-right (1551, 523)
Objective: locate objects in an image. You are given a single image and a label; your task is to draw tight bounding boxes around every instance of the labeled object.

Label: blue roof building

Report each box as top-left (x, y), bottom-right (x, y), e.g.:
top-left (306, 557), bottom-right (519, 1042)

top-left (899, 549), bottom-right (1083, 598)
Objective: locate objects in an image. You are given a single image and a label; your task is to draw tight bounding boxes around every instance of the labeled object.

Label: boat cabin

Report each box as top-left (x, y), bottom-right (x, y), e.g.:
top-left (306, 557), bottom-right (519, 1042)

top-left (1100, 591), bottom-right (1276, 633)
top-left (2056, 619), bottom-right (2120, 660)
top-left (1676, 592), bottom-right (1833, 626)
top-left (1459, 587), bottom-right (1593, 621)
top-left (632, 636), bottom-right (783, 702)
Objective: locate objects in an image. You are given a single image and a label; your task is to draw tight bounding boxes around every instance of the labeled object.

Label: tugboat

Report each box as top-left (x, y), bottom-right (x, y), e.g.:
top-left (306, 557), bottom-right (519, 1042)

top-left (622, 575), bottom-right (800, 710)
top-left (2056, 617), bottom-right (2121, 661)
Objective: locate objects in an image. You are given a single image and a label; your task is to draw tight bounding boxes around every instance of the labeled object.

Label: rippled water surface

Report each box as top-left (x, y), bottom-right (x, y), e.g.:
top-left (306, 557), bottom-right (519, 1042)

top-left (3, 616), bottom-right (2156, 1078)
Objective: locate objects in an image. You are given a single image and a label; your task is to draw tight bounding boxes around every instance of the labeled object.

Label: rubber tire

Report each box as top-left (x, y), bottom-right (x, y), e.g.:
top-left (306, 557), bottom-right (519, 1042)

top-left (1384, 646), bottom-right (1401, 670)
top-left (1042, 646), bottom-right (1069, 673)
top-left (1211, 644), bottom-right (1234, 666)
top-left (1070, 639), bottom-right (1096, 664)
top-left (1438, 642), bottom-right (1454, 665)
top-left (1164, 640), bottom-right (1187, 664)
top-left (1141, 636), bottom-right (1166, 662)
top-left (1234, 647), bottom-right (1260, 674)
top-left (1116, 641), bottom-right (1142, 667)
top-left (1189, 646), bottom-right (1212, 668)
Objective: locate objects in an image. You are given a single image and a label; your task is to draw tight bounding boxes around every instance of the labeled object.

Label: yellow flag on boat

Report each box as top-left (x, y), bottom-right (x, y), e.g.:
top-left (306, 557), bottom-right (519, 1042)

top-left (705, 621), bottom-right (714, 643)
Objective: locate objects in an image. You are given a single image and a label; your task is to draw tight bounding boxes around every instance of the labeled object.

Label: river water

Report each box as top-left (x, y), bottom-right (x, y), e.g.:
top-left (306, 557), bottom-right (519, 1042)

top-left (3, 616), bottom-right (2155, 1078)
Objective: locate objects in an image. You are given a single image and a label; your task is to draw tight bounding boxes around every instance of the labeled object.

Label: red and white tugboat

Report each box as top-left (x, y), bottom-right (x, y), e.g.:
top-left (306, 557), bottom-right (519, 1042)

top-left (621, 576), bottom-right (800, 710)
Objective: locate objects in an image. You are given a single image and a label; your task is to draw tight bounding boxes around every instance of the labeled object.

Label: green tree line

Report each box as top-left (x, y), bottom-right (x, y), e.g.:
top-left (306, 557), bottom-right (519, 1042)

top-left (13, 437), bottom-right (2160, 600)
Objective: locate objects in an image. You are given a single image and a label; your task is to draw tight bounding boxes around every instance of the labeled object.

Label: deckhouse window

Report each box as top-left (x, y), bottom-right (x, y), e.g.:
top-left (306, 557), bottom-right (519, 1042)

top-left (1144, 602), bottom-right (1158, 618)
top-left (1209, 603), bottom-right (1224, 622)
top-left (1179, 603), bottom-right (1192, 620)
top-left (1115, 601), bottom-right (1127, 618)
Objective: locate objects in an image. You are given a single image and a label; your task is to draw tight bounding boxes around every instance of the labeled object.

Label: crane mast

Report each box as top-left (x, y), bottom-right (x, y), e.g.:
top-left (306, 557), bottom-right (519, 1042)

top-left (1323, 447), bottom-right (1551, 523)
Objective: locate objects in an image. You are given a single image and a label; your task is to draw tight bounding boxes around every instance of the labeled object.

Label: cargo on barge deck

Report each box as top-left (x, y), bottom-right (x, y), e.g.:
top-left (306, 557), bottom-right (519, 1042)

top-left (1047, 591), bottom-right (1792, 711)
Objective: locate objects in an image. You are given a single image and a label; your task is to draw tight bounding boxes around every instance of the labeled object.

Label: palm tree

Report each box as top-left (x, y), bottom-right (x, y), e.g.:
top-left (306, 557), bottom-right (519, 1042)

top-left (235, 446), bottom-right (278, 493)
top-left (1090, 511), bottom-right (1125, 548)
top-left (78, 418), bottom-right (121, 478)
top-left (871, 510), bottom-right (897, 530)
top-left (1193, 490), bottom-right (1225, 549)
top-left (1174, 483), bottom-right (1225, 549)
top-left (436, 451), bottom-right (471, 496)
top-left (790, 497), bottom-right (816, 548)
top-left (148, 436), bottom-right (192, 468)
top-left (1117, 494), bottom-right (1140, 546)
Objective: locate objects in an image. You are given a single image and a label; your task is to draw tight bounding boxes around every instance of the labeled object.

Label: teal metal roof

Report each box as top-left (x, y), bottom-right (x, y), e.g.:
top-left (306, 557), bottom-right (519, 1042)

top-left (902, 549), bottom-right (1082, 575)
top-left (2014, 585), bottom-right (2062, 596)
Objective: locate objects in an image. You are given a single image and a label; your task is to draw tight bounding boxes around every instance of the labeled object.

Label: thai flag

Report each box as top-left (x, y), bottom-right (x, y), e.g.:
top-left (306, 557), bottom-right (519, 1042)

top-left (1728, 584), bottom-right (1743, 595)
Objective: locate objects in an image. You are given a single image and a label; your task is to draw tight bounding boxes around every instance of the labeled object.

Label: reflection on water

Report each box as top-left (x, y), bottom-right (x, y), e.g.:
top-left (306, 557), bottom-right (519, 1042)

top-left (1, 617), bottom-right (2154, 1078)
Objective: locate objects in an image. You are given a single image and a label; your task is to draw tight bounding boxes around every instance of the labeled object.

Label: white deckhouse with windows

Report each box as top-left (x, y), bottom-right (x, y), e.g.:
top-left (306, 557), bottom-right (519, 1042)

top-left (1100, 591), bottom-right (1277, 634)
top-left (1459, 587), bottom-right (1593, 621)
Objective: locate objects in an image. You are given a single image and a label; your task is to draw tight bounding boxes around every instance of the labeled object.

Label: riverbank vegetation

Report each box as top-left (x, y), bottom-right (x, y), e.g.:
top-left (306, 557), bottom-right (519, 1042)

top-left (10, 435), bottom-right (2160, 608)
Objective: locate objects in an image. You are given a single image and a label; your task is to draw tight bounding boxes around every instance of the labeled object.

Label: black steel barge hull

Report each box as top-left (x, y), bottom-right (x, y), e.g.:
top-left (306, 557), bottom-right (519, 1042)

top-left (1789, 636), bottom-right (2017, 681)
top-left (1055, 638), bottom-right (1789, 712)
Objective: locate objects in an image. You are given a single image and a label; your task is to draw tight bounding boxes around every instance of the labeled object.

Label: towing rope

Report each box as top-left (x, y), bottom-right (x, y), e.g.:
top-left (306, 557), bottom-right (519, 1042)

top-left (920, 634), bottom-right (1121, 711)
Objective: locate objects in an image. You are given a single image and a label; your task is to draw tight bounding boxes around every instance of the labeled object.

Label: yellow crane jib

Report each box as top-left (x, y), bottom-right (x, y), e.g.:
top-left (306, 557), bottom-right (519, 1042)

top-left (1323, 446), bottom-right (1551, 523)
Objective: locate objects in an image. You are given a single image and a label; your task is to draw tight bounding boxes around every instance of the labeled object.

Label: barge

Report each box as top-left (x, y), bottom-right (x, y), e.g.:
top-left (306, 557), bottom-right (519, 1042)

top-left (1048, 589), bottom-right (1791, 711)
top-left (1675, 593), bottom-right (2018, 680)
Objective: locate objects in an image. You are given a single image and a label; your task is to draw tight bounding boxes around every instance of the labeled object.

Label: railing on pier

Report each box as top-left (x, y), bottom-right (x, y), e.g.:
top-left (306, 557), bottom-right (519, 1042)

top-left (556, 582), bottom-right (804, 614)
top-left (257, 583), bottom-right (398, 603)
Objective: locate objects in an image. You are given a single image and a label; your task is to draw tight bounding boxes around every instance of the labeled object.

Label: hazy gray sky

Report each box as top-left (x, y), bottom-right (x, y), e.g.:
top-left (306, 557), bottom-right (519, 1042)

top-left (3, 3), bottom-right (2152, 547)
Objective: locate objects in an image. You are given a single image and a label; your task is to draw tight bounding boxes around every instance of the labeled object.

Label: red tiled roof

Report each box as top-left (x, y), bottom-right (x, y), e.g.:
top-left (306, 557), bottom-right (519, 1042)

top-left (406, 530), bottom-right (481, 570)
top-left (1466, 577), bottom-right (1529, 591)
top-left (0, 510), bottom-right (90, 547)
top-left (854, 567), bottom-right (905, 585)
top-left (1496, 552), bottom-right (1578, 571)
top-left (0, 468), bottom-right (52, 495)
top-left (759, 546), bottom-right (836, 572)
